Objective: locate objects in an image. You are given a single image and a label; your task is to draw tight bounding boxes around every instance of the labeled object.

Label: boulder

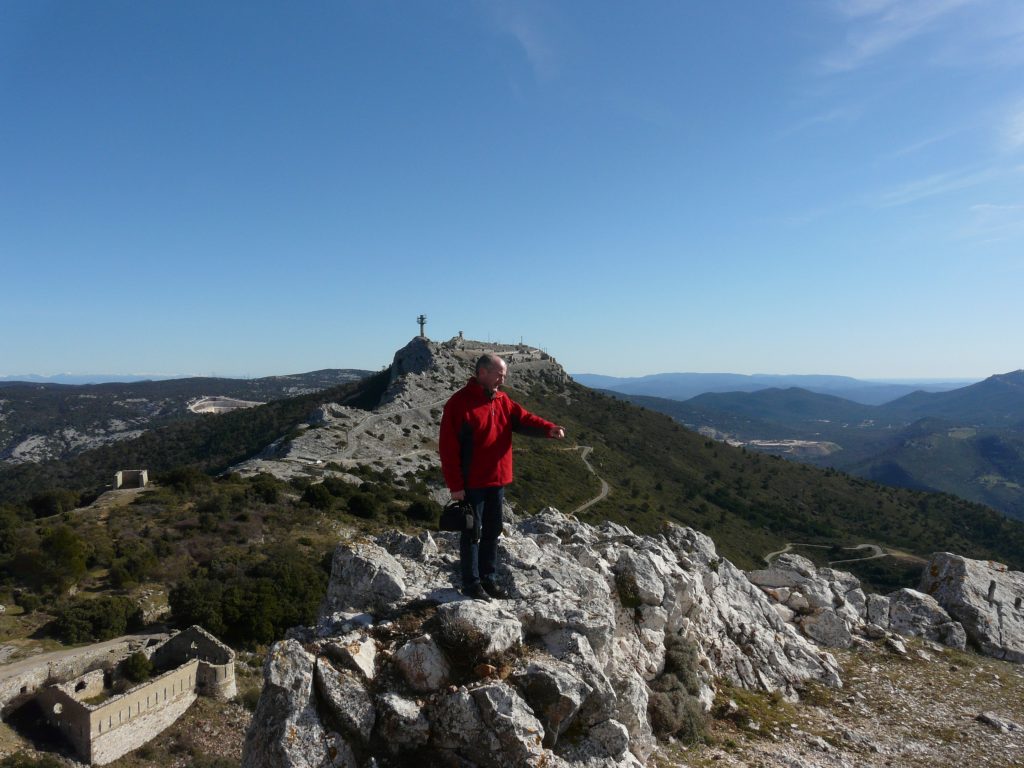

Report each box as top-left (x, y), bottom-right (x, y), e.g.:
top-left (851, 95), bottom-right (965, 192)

top-left (314, 657), bottom-right (375, 744)
top-left (511, 658), bottom-right (591, 742)
top-left (323, 633), bottom-right (377, 680)
top-left (242, 640), bottom-right (355, 768)
top-left (435, 599), bottom-right (524, 657)
top-left (887, 588), bottom-right (967, 650)
top-left (921, 552), bottom-right (1024, 663)
top-left (866, 593), bottom-right (891, 628)
top-left (471, 683), bottom-right (547, 765)
top-left (374, 693), bottom-right (429, 753)
top-left (321, 541), bottom-right (406, 614)
top-left (800, 609), bottom-right (853, 649)
top-left (393, 634), bottom-right (450, 692)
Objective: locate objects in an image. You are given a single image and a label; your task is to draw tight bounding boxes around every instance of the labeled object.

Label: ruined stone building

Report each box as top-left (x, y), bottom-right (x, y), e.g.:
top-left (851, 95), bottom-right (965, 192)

top-left (27, 626), bottom-right (234, 765)
top-left (113, 469), bottom-right (148, 489)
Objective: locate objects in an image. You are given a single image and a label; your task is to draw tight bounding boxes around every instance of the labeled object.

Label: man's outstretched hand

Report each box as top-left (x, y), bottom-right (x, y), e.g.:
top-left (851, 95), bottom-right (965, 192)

top-left (451, 490), bottom-right (466, 501)
top-left (549, 426), bottom-right (566, 439)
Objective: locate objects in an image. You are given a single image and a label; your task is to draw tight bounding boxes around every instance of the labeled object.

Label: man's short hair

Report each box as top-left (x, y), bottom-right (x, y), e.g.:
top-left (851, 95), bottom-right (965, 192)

top-left (475, 354), bottom-right (503, 375)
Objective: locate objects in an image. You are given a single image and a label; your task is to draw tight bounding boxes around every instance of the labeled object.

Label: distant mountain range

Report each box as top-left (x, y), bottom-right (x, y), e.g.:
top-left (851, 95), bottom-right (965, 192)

top-left (599, 370), bottom-right (1024, 520)
top-left (0, 373), bottom-right (194, 385)
top-left (572, 372), bottom-right (976, 406)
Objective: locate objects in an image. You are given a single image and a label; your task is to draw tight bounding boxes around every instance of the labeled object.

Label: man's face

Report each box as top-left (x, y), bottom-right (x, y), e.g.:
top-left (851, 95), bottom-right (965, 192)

top-left (477, 359), bottom-right (507, 393)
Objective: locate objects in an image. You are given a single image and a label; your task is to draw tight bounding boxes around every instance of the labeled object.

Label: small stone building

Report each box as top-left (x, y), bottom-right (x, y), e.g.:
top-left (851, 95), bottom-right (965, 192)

top-left (113, 470), bottom-right (148, 490)
top-left (34, 626), bottom-right (234, 765)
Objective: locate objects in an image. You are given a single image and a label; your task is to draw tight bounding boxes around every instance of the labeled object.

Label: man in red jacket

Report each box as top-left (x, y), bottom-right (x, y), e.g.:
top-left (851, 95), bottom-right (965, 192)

top-left (439, 353), bottom-right (565, 600)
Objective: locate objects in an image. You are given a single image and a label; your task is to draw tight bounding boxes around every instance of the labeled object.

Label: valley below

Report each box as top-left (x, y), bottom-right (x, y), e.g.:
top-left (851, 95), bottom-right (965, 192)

top-left (0, 338), bottom-right (1022, 767)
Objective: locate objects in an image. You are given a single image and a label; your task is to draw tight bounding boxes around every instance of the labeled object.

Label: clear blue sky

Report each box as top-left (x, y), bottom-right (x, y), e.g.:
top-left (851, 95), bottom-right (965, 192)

top-left (2, 1), bottom-right (1022, 379)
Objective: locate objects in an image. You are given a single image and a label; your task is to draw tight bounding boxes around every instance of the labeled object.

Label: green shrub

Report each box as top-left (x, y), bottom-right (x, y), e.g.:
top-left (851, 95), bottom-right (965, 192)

top-left (405, 498), bottom-right (441, 522)
top-left (122, 651), bottom-right (153, 682)
top-left (239, 686), bottom-right (262, 712)
top-left (347, 492), bottom-right (380, 519)
top-left (248, 473), bottom-right (280, 504)
top-left (648, 636), bottom-right (707, 743)
top-left (27, 488), bottom-right (79, 518)
top-left (14, 592), bottom-right (40, 613)
top-left (160, 467), bottom-right (213, 495)
top-left (55, 595), bottom-right (143, 643)
top-left (0, 753), bottom-right (65, 768)
top-left (170, 546), bottom-right (327, 648)
top-left (301, 483), bottom-right (333, 510)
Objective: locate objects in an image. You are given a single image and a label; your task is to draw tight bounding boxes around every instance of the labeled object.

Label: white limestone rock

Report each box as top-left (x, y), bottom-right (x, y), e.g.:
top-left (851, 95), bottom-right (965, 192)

top-left (920, 552), bottom-right (1024, 663)
top-left (471, 683), bottom-right (547, 765)
top-left (800, 609), bottom-right (854, 649)
top-left (976, 711), bottom-right (1024, 733)
top-left (435, 599), bottom-right (524, 657)
top-left (251, 509), bottom-right (845, 768)
top-left (393, 634), bottom-right (450, 692)
top-left (321, 541), bottom-right (406, 614)
top-left (374, 693), bottom-right (429, 753)
top-left (428, 687), bottom-right (504, 764)
top-left (887, 588), bottom-right (967, 650)
top-left (323, 633), bottom-right (377, 680)
top-left (242, 640), bottom-right (353, 768)
top-left (314, 657), bottom-right (375, 744)
top-left (866, 593), bottom-right (891, 628)
top-left (613, 549), bottom-right (666, 606)
top-left (511, 658), bottom-right (592, 742)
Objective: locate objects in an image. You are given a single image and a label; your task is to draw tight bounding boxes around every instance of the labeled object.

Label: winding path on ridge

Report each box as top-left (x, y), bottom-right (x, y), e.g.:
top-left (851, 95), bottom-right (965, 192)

top-left (763, 542), bottom-right (889, 567)
top-left (567, 445), bottom-right (611, 515)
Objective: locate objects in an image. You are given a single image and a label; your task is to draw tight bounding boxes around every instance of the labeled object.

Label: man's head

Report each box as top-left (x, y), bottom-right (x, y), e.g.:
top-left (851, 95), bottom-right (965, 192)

top-left (475, 354), bottom-right (507, 394)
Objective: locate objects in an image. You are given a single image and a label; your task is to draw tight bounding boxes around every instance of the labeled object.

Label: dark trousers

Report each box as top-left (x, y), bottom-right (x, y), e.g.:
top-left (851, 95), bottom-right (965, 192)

top-left (460, 486), bottom-right (504, 587)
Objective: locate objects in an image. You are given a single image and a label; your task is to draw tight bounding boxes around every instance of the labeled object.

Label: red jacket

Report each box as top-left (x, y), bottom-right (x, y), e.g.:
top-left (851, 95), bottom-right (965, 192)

top-left (439, 378), bottom-right (557, 493)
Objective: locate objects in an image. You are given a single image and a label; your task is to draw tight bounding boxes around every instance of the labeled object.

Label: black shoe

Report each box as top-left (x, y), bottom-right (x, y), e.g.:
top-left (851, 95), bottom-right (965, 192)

top-left (462, 583), bottom-right (492, 601)
top-left (481, 580), bottom-right (509, 600)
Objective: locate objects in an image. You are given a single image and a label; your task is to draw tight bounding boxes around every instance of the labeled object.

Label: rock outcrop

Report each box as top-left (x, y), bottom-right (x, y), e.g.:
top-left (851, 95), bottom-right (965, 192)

top-left (242, 510), bottom-right (840, 768)
top-left (233, 336), bottom-right (568, 483)
top-left (921, 552), bottom-right (1024, 663)
top-left (748, 553), bottom-right (967, 652)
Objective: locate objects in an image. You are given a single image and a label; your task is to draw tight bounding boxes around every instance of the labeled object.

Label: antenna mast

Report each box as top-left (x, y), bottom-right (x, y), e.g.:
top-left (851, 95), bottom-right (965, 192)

top-left (417, 314), bottom-right (427, 338)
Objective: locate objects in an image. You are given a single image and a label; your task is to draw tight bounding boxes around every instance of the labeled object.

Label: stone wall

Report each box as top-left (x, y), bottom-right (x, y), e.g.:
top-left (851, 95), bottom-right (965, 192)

top-left (4, 627), bottom-right (233, 764)
top-left (40, 660), bottom-right (199, 765)
top-left (150, 625), bottom-right (232, 669)
top-left (58, 669), bottom-right (105, 701)
top-left (0, 635), bottom-right (161, 715)
top-left (197, 659), bottom-right (237, 700)
top-left (113, 470), bottom-right (148, 489)
top-left (87, 661), bottom-right (199, 765)
top-left (35, 686), bottom-right (91, 760)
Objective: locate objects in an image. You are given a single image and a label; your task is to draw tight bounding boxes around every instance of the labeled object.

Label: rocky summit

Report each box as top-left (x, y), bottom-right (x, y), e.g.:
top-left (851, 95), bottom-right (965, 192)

top-left (242, 509), bottom-right (841, 768)
top-left (232, 335), bottom-right (566, 483)
top-left (236, 336), bottom-right (1024, 767)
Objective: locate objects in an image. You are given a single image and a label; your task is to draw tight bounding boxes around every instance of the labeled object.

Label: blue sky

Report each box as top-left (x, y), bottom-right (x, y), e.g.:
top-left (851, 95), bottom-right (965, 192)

top-left (2, 1), bottom-right (1022, 379)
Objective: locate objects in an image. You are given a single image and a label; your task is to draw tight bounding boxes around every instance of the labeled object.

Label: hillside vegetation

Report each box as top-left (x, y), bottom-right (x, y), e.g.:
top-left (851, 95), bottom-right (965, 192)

top-left (614, 372), bottom-right (1024, 521)
top-left (1, 362), bottom-right (1022, 659)
top-left (505, 380), bottom-right (1024, 580)
top-left (0, 370), bottom-right (390, 509)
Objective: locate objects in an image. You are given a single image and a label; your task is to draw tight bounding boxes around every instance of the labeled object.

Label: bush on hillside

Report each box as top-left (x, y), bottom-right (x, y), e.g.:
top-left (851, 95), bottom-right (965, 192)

top-left (301, 483), bottom-right (333, 510)
top-left (54, 595), bottom-right (143, 644)
top-left (405, 498), bottom-right (441, 522)
top-left (122, 651), bottom-right (153, 683)
top-left (27, 488), bottom-right (79, 518)
top-left (347, 492), bottom-right (380, 519)
top-left (169, 546), bottom-right (328, 648)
